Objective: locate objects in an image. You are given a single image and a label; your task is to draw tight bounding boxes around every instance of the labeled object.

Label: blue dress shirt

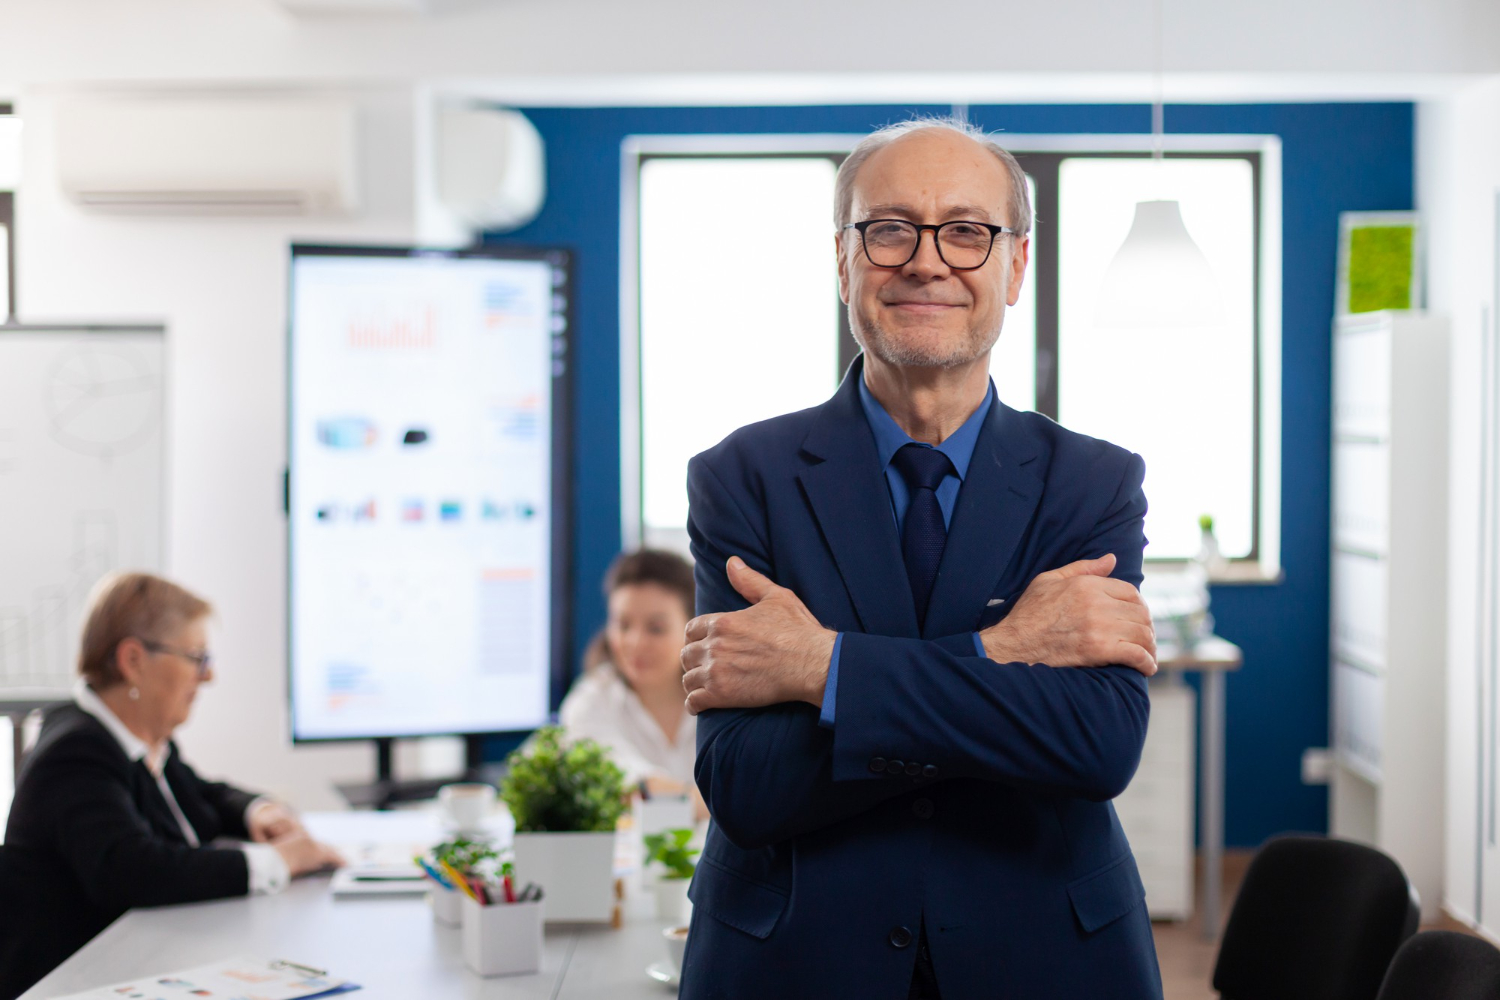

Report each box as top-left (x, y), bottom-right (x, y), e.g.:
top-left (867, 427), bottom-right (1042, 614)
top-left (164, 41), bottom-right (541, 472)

top-left (819, 377), bottom-right (996, 727)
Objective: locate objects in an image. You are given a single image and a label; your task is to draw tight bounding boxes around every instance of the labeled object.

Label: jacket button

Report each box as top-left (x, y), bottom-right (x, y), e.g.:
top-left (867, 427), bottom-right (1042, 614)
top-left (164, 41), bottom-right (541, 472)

top-left (886, 759), bottom-right (905, 775)
top-left (904, 761), bottom-right (921, 777)
top-left (922, 764), bottom-right (939, 779)
top-left (889, 926), bottom-right (913, 948)
top-left (869, 757), bottom-right (887, 773)
top-left (912, 797), bottom-right (934, 820)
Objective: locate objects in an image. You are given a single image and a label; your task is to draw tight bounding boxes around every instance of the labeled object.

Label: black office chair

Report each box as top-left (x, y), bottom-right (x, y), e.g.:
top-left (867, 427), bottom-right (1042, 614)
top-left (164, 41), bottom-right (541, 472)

top-left (1375, 930), bottom-right (1500, 1000)
top-left (1213, 835), bottom-right (1419, 1000)
top-left (0, 844), bottom-right (91, 1000)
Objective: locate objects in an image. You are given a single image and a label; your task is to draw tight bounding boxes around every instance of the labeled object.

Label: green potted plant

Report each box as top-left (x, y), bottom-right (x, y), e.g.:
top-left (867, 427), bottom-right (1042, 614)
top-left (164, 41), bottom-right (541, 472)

top-left (500, 726), bottom-right (626, 922)
top-left (643, 828), bottom-right (698, 922)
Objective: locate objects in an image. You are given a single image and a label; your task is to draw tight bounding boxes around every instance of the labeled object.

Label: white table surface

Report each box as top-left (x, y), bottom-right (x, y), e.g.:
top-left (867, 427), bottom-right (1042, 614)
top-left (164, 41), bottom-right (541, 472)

top-left (21, 812), bottom-right (683, 1000)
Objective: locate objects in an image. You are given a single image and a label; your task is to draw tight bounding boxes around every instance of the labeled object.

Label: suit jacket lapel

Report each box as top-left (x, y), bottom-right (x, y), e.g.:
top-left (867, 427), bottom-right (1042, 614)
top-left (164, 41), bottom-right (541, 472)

top-left (923, 400), bottom-right (1043, 640)
top-left (798, 361), bottom-right (921, 639)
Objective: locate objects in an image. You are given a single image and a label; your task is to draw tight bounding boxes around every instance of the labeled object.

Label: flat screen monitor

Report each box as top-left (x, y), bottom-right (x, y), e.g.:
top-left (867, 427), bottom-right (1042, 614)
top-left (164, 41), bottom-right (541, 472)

top-left (287, 243), bottom-right (570, 742)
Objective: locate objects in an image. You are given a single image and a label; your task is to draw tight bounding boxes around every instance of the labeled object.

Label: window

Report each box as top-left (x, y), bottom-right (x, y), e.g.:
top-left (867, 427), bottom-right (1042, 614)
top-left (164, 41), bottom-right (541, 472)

top-left (1054, 155), bottom-right (1260, 560)
top-left (625, 135), bottom-right (1280, 570)
top-left (627, 144), bottom-right (849, 550)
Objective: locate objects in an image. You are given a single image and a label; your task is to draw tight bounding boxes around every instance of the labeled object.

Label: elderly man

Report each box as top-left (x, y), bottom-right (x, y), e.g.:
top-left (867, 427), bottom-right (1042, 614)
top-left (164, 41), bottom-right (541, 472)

top-left (678, 118), bottom-right (1162, 1000)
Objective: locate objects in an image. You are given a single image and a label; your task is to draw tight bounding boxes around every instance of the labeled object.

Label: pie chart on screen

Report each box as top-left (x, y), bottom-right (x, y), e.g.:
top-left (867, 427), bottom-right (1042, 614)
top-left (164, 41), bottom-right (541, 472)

top-left (44, 344), bottom-right (160, 459)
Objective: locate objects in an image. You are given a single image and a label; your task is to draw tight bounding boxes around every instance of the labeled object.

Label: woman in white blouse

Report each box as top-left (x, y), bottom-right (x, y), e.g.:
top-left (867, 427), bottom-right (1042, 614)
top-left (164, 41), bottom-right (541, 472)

top-left (559, 549), bottom-right (706, 820)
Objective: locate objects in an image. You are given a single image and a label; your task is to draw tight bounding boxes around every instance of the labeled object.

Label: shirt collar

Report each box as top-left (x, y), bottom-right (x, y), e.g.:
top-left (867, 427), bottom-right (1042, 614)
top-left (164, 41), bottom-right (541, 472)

top-left (73, 678), bottom-right (170, 773)
top-left (857, 373), bottom-right (995, 478)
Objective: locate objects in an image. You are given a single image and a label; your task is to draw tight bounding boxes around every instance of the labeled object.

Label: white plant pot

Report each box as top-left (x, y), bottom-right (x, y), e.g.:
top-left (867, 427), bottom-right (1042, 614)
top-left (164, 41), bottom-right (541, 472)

top-left (652, 875), bottom-right (693, 924)
top-left (429, 887), bottom-right (463, 927)
top-left (510, 830), bottom-right (616, 923)
top-left (461, 894), bottom-right (545, 976)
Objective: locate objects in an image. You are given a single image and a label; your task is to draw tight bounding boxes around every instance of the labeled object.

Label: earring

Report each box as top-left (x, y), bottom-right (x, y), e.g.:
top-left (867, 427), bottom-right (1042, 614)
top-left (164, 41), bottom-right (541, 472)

top-left (128, 687), bottom-right (140, 701)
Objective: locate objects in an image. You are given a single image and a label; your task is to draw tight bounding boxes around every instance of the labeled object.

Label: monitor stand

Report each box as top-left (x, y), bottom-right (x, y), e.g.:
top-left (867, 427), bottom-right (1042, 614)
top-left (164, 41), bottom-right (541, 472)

top-left (335, 735), bottom-right (488, 810)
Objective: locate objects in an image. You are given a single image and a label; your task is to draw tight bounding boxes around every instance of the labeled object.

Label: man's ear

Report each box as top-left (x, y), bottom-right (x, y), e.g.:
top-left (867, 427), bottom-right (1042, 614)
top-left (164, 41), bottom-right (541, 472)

top-left (1006, 236), bottom-right (1031, 308)
top-left (114, 637), bottom-right (148, 689)
top-left (835, 232), bottom-right (851, 305)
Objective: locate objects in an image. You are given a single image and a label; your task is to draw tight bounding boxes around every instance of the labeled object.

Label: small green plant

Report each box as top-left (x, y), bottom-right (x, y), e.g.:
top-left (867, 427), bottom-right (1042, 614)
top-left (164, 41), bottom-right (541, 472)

top-left (644, 828), bottom-right (699, 880)
top-left (428, 836), bottom-right (499, 874)
top-left (1198, 513), bottom-right (1215, 532)
top-left (500, 726), bottom-right (627, 833)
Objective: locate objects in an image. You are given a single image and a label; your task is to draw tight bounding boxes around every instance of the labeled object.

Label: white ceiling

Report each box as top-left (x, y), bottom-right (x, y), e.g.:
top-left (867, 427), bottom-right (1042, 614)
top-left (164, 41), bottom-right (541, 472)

top-left (0, 0), bottom-right (1496, 102)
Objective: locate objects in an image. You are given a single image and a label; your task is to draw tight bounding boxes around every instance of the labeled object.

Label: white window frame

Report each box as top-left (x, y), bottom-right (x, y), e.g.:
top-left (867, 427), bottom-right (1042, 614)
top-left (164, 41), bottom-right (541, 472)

top-left (621, 133), bottom-right (1283, 580)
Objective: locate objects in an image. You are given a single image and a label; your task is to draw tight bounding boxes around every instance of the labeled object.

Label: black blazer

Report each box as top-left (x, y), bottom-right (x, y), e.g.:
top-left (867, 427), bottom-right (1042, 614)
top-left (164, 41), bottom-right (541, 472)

top-left (1, 702), bottom-right (262, 998)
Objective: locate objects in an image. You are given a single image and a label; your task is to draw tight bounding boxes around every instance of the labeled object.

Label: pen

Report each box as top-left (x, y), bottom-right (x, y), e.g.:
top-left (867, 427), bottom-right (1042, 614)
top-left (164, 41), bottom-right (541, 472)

top-left (416, 857), bottom-right (453, 890)
top-left (503, 874), bottom-right (516, 903)
top-left (440, 859), bottom-right (477, 901)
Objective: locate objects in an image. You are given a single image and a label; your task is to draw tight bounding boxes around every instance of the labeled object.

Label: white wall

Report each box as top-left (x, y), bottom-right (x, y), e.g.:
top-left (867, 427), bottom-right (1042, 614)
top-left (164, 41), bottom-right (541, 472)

top-left (13, 87), bottom-right (419, 809)
top-left (1419, 76), bottom-right (1500, 932)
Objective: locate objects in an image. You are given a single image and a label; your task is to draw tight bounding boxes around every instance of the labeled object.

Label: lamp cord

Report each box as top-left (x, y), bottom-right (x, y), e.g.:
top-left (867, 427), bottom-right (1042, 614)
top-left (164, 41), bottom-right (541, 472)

top-left (1152, 0), bottom-right (1164, 161)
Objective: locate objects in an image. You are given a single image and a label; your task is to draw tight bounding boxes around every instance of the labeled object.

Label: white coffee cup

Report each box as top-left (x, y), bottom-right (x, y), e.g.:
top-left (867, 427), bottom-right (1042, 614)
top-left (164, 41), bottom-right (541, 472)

top-left (663, 924), bottom-right (689, 976)
top-left (439, 782), bottom-right (495, 832)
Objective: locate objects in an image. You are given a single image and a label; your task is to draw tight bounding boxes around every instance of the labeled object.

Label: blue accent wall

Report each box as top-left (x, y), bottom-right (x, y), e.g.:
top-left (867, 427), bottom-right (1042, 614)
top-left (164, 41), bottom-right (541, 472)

top-left (482, 102), bottom-right (1414, 848)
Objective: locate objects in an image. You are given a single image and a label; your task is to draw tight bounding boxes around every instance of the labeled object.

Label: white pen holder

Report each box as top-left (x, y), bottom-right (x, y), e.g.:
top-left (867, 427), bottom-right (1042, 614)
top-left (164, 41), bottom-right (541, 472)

top-left (461, 894), bottom-right (545, 977)
top-left (429, 886), bottom-right (463, 927)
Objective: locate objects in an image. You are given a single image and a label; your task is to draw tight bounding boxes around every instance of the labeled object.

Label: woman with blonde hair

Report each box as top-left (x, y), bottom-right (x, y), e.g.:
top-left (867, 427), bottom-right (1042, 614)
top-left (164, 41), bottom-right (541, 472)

top-left (0, 572), bottom-right (342, 998)
top-left (559, 549), bottom-right (706, 818)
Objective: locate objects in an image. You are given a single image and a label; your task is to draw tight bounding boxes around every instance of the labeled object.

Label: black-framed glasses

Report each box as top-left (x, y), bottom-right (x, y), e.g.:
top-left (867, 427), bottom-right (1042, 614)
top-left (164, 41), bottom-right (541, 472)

top-left (843, 219), bottom-right (1020, 270)
top-left (141, 640), bottom-right (213, 678)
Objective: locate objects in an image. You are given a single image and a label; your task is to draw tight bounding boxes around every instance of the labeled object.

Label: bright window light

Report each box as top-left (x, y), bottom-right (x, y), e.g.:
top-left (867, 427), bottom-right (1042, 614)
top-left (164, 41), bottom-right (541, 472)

top-left (990, 175), bottom-right (1038, 412)
top-left (1057, 158), bottom-right (1256, 559)
top-left (639, 157), bottom-right (840, 536)
top-left (0, 224), bottom-right (9, 319)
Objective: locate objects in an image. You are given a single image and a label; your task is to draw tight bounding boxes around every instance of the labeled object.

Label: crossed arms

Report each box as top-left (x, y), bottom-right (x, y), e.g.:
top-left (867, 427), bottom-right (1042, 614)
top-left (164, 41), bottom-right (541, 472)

top-left (682, 452), bottom-right (1156, 850)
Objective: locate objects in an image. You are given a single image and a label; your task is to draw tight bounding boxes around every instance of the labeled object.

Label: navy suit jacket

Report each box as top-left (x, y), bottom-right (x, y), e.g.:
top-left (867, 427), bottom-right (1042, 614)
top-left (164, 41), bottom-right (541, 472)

top-left (680, 359), bottom-right (1163, 1000)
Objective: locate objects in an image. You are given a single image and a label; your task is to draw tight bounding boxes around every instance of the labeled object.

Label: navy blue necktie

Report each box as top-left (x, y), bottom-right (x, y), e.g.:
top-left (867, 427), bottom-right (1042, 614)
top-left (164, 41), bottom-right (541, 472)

top-left (892, 443), bottom-right (954, 629)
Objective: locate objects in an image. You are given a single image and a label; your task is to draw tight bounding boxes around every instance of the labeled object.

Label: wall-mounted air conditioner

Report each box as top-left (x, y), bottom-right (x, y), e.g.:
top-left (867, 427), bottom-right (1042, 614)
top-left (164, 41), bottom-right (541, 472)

top-left (55, 96), bottom-right (359, 215)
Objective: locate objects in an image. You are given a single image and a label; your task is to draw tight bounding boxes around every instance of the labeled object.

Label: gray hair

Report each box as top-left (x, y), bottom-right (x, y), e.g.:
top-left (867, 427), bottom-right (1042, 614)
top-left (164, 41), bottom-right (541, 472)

top-left (834, 116), bottom-right (1032, 236)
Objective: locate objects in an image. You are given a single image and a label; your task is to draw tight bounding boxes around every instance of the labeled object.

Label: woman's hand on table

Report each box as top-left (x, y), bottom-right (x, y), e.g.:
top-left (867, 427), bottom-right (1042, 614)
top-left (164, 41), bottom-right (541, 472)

top-left (271, 831), bottom-right (346, 876)
top-left (247, 800), bottom-right (305, 843)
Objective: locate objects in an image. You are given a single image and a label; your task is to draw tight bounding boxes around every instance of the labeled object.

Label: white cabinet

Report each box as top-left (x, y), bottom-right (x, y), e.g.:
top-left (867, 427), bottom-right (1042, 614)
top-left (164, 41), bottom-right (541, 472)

top-left (1329, 311), bottom-right (1449, 922)
top-left (1115, 681), bottom-right (1194, 920)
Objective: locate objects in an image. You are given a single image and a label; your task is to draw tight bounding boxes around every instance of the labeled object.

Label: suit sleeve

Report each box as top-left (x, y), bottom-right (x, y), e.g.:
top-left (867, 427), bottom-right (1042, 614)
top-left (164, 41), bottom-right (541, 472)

top-left (829, 452), bottom-right (1152, 791)
top-left (690, 449), bottom-right (1151, 852)
top-left (173, 751), bottom-right (259, 839)
top-left (41, 742), bottom-right (251, 911)
top-left (690, 456), bottom-right (934, 850)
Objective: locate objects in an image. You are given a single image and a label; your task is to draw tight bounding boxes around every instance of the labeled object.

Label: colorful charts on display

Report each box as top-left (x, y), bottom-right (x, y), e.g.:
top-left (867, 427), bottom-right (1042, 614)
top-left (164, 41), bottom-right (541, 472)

top-left (288, 245), bottom-right (569, 741)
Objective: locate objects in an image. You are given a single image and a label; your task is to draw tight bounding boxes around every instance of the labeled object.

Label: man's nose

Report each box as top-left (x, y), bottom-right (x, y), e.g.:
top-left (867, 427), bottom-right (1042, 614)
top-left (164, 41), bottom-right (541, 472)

top-left (902, 229), bottom-right (951, 278)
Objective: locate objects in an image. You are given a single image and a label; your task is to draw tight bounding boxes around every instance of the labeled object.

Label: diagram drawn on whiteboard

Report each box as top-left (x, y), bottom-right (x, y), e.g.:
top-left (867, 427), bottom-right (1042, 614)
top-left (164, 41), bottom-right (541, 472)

top-left (45, 342), bottom-right (160, 460)
top-left (0, 327), bottom-right (164, 696)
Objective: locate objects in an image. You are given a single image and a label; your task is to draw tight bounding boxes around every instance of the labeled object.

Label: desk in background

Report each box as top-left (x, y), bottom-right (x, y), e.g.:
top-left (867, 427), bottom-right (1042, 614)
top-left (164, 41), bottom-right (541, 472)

top-left (21, 812), bottom-right (682, 1000)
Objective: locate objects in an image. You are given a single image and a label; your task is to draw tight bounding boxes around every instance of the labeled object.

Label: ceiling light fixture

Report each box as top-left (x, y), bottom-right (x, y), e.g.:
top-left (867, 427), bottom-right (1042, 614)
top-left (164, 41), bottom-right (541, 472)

top-left (1095, 0), bottom-right (1220, 330)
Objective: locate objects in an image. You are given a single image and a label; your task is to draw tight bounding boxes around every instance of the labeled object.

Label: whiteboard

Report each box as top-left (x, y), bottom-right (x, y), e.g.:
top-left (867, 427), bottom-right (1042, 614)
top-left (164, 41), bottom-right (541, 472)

top-left (0, 325), bottom-right (165, 697)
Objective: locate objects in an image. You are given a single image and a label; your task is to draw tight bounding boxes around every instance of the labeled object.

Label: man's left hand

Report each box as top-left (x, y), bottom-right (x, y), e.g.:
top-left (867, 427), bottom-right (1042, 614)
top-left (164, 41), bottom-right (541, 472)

top-left (247, 800), bottom-right (305, 843)
top-left (681, 557), bottom-right (837, 716)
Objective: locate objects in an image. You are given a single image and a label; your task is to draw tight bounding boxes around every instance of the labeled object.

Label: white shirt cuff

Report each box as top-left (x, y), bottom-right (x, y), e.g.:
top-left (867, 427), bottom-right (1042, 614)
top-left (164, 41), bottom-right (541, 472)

top-left (243, 795), bottom-right (274, 830)
top-left (242, 842), bottom-right (290, 896)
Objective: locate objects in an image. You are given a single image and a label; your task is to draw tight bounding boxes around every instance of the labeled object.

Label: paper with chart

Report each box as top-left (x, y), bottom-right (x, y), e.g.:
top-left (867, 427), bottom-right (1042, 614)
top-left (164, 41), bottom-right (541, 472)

top-left (50, 955), bottom-right (360, 1000)
top-left (0, 328), bottom-right (164, 697)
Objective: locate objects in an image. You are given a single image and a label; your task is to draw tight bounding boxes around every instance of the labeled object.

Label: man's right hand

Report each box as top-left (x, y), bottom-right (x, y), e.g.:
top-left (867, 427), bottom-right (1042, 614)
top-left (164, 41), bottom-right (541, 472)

top-left (979, 553), bottom-right (1157, 676)
top-left (271, 831), bottom-right (345, 877)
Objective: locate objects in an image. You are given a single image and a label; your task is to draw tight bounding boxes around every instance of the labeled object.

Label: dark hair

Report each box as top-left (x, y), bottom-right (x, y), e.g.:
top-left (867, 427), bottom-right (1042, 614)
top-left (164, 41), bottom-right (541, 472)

top-left (581, 548), bottom-right (695, 673)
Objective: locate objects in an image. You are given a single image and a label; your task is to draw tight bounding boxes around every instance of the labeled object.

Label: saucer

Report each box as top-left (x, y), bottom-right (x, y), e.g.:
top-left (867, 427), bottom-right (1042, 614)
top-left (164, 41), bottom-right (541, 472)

top-left (646, 961), bottom-right (680, 987)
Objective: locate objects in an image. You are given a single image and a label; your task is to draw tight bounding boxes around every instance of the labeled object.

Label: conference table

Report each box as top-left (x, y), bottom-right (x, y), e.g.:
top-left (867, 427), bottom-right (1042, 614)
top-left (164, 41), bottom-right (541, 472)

top-left (20, 812), bottom-right (685, 1000)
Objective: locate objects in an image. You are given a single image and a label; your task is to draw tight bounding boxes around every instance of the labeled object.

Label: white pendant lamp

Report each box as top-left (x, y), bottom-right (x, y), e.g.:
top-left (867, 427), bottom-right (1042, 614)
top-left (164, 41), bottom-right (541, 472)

top-left (1095, 199), bottom-right (1219, 329)
top-left (1094, 0), bottom-right (1220, 330)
